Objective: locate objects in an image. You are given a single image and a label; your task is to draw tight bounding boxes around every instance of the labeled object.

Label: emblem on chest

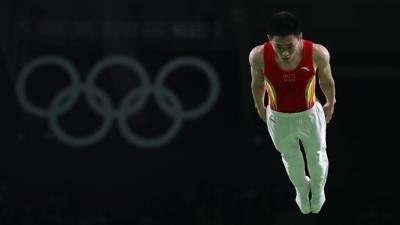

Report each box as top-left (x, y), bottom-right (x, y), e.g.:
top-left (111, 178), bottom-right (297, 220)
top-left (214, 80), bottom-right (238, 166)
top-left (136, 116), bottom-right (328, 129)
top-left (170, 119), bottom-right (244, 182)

top-left (283, 73), bottom-right (296, 82)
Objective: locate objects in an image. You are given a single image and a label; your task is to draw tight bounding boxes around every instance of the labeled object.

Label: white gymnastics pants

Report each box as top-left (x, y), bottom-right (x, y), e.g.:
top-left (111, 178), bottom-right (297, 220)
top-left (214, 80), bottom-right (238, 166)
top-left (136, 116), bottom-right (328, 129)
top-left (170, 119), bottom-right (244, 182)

top-left (266, 102), bottom-right (329, 198)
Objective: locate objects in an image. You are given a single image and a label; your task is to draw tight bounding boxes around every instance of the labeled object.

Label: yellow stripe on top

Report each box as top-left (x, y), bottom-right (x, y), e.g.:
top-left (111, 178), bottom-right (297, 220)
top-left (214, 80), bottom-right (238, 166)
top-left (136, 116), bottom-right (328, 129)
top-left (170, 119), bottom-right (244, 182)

top-left (305, 75), bottom-right (316, 108)
top-left (264, 77), bottom-right (278, 110)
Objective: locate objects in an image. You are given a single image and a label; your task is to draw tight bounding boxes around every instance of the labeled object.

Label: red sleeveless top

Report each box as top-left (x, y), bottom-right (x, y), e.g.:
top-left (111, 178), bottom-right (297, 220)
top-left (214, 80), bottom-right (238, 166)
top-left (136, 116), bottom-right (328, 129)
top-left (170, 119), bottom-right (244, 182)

top-left (263, 40), bottom-right (316, 113)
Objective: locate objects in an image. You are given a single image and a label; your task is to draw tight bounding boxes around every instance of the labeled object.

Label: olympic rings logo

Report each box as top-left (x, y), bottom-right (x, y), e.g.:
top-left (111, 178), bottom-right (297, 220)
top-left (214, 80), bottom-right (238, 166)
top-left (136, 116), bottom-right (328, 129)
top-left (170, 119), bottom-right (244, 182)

top-left (16, 55), bottom-right (220, 149)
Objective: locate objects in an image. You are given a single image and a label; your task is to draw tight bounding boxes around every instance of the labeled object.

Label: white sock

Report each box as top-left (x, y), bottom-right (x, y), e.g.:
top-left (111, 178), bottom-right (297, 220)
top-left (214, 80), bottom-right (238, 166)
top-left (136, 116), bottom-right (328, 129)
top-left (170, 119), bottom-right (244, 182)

top-left (311, 190), bottom-right (326, 213)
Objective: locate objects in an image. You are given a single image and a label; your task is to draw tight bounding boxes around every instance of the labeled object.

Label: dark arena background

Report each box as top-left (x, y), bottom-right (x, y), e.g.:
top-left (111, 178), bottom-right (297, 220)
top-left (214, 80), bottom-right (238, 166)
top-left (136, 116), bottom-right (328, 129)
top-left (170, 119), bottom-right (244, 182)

top-left (1, 0), bottom-right (399, 224)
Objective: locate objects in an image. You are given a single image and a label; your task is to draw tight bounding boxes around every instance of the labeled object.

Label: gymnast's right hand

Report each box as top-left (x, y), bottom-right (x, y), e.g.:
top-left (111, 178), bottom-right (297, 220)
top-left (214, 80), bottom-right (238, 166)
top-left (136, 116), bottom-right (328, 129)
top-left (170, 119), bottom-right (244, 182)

top-left (257, 106), bottom-right (267, 123)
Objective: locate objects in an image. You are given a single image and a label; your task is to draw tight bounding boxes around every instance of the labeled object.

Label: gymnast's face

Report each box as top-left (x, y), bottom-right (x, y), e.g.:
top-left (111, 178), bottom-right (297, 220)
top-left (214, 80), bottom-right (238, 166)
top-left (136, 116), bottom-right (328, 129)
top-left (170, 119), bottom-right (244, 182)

top-left (269, 33), bottom-right (302, 62)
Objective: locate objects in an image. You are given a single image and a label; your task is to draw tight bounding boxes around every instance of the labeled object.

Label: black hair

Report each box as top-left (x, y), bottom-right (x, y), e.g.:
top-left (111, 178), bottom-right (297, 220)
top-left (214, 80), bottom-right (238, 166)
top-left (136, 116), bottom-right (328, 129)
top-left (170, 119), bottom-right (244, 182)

top-left (267, 11), bottom-right (301, 37)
